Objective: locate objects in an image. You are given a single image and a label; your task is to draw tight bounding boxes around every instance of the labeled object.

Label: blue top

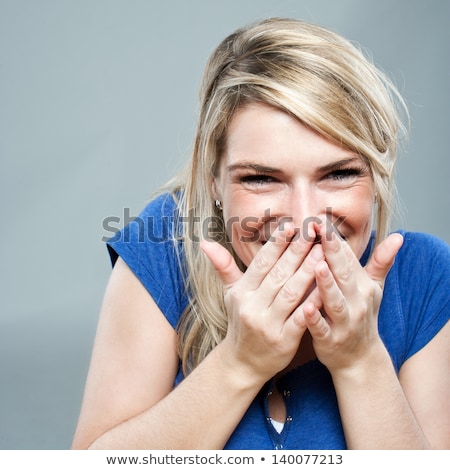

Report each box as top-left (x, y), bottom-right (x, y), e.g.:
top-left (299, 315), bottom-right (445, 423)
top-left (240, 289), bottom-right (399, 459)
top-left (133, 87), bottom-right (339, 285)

top-left (107, 193), bottom-right (450, 450)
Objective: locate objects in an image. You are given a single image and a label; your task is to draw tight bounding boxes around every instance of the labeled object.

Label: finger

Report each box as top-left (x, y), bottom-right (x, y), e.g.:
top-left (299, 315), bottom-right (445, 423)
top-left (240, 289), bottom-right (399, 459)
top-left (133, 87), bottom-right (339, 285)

top-left (270, 242), bottom-right (324, 314)
top-left (314, 260), bottom-right (349, 325)
top-left (241, 222), bottom-right (297, 291)
top-left (318, 224), bottom-right (359, 296)
top-left (365, 233), bottom-right (403, 288)
top-left (303, 301), bottom-right (332, 342)
top-left (290, 285), bottom-right (323, 329)
top-left (282, 308), bottom-right (309, 346)
top-left (200, 240), bottom-right (243, 289)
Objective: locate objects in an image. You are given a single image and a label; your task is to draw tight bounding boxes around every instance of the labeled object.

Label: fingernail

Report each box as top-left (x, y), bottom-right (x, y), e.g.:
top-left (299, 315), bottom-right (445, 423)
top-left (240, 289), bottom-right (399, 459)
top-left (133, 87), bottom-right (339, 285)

top-left (311, 244), bottom-right (323, 261)
top-left (318, 261), bottom-right (330, 278)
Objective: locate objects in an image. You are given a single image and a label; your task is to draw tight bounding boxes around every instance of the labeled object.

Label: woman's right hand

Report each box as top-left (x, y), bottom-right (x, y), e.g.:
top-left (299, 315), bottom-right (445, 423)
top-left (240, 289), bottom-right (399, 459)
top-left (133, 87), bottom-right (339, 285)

top-left (201, 223), bottom-right (323, 383)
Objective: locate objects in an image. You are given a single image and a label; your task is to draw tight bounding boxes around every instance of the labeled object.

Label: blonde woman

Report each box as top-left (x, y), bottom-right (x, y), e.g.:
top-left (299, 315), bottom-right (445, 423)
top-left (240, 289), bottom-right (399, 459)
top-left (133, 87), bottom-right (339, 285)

top-left (72, 18), bottom-right (449, 450)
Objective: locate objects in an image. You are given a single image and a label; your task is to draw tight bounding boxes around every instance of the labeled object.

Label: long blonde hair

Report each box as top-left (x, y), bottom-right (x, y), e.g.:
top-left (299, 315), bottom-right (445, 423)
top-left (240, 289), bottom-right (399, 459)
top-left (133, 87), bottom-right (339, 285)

top-left (169, 18), bottom-right (407, 374)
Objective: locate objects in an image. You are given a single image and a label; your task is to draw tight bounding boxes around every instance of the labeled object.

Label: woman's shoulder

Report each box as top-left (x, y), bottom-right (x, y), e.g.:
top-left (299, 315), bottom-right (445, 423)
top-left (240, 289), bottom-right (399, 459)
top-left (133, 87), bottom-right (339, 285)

top-left (388, 231), bottom-right (450, 292)
top-left (394, 230), bottom-right (450, 270)
top-left (106, 191), bottom-right (189, 329)
top-left (360, 230), bottom-right (449, 268)
top-left (398, 230), bottom-right (449, 249)
top-left (139, 191), bottom-right (180, 216)
top-left (380, 231), bottom-right (450, 367)
top-left (107, 191), bottom-right (180, 248)
top-left (135, 191), bottom-right (181, 232)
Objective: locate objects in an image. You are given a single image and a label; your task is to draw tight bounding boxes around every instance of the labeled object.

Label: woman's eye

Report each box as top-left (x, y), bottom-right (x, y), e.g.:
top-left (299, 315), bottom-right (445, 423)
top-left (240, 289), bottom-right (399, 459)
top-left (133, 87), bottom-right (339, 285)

top-left (240, 174), bottom-right (276, 185)
top-left (327, 168), bottom-right (362, 181)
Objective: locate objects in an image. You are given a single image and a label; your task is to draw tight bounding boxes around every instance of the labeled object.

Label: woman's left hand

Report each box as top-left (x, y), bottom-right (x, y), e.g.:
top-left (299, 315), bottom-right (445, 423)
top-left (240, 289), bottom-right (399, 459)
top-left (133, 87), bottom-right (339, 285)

top-left (302, 225), bottom-right (404, 374)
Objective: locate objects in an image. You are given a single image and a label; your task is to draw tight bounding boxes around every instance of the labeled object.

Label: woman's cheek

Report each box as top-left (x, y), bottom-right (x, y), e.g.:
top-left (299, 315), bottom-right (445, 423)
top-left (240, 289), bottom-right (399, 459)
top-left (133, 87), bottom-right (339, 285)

top-left (223, 212), bottom-right (262, 266)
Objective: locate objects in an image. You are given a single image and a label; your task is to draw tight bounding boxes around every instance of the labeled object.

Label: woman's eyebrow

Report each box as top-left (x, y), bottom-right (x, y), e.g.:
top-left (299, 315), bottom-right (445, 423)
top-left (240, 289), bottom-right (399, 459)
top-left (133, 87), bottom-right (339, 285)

top-left (316, 157), bottom-right (365, 173)
top-left (226, 157), bottom-right (365, 174)
top-left (226, 162), bottom-right (280, 173)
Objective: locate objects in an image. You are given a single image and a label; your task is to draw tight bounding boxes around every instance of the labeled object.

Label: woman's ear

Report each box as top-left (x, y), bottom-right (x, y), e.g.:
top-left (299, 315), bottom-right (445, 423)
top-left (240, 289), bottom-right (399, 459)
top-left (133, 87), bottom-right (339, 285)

top-left (211, 178), bottom-right (223, 210)
top-left (211, 178), bottom-right (220, 201)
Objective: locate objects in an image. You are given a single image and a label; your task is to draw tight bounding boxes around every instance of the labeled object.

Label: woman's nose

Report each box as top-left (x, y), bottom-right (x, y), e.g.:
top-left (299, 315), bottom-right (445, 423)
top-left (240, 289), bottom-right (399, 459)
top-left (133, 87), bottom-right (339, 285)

top-left (285, 186), bottom-right (326, 239)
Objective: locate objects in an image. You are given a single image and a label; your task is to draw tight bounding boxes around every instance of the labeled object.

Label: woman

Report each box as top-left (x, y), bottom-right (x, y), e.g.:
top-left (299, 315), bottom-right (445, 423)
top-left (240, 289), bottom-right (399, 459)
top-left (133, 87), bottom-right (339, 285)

top-left (72, 18), bottom-right (449, 449)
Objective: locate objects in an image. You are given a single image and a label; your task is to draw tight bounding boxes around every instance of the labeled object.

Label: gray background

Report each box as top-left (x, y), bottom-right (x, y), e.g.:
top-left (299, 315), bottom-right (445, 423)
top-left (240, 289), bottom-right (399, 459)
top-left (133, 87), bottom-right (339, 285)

top-left (1, 0), bottom-right (449, 449)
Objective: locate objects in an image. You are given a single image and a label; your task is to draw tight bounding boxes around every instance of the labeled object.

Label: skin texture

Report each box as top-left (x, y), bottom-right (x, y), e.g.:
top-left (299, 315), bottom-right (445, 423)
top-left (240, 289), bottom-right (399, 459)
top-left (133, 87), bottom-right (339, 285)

top-left (213, 102), bottom-right (376, 267)
top-left (71, 102), bottom-right (449, 450)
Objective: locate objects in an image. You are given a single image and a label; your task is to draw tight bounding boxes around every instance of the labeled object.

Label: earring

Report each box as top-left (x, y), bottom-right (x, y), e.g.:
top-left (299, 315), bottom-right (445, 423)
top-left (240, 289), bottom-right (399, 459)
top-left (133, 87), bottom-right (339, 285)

top-left (374, 193), bottom-right (378, 204)
top-left (215, 199), bottom-right (222, 210)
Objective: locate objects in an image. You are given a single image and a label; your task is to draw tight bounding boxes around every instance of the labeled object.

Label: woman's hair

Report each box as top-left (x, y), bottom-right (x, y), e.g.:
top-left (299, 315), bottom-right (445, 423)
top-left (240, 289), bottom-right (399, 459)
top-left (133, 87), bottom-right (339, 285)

top-left (170, 18), bottom-right (408, 374)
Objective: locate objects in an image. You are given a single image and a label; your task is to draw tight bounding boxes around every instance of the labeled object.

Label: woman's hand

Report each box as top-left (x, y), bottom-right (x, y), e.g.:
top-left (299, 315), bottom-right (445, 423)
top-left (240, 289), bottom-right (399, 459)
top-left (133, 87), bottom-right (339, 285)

top-left (201, 223), bottom-right (323, 383)
top-left (302, 225), bottom-right (404, 374)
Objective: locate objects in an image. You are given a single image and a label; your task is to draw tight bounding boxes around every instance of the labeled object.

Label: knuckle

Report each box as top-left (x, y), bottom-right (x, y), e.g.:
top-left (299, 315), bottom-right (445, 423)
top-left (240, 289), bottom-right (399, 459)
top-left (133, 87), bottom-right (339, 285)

top-left (239, 310), bottom-right (254, 328)
top-left (312, 317), bottom-right (329, 339)
top-left (268, 264), bottom-right (286, 284)
top-left (227, 286), bottom-right (242, 303)
top-left (354, 299), bottom-right (369, 318)
top-left (332, 335), bottom-right (346, 350)
top-left (338, 265), bottom-right (353, 283)
top-left (263, 334), bottom-right (280, 349)
top-left (366, 282), bottom-right (379, 301)
top-left (279, 283), bottom-right (300, 303)
top-left (253, 251), bottom-right (270, 271)
top-left (289, 237), bottom-right (308, 256)
top-left (332, 296), bottom-right (347, 315)
top-left (317, 325), bottom-right (329, 339)
top-left (359, 282), bottom-right (381, 307)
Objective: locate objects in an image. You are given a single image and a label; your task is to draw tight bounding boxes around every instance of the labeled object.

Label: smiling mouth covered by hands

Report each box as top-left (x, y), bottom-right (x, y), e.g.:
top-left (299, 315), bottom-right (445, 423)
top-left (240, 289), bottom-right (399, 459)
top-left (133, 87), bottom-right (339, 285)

top-left (201, 213), bottom-right (403, 382)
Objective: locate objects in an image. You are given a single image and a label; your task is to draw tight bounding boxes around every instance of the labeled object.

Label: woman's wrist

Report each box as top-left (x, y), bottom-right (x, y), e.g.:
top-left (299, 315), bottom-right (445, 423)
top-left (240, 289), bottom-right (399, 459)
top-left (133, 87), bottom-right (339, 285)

top-left (213, 339), bottom-right (273, 393)
top-left (329, 339), bottom-right (394, 385)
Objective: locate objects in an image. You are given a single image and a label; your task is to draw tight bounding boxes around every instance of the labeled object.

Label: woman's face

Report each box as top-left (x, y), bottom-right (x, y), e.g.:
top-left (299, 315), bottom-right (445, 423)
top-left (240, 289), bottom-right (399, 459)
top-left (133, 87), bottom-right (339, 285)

top-left (213, 102), bottom-right (376, 266)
